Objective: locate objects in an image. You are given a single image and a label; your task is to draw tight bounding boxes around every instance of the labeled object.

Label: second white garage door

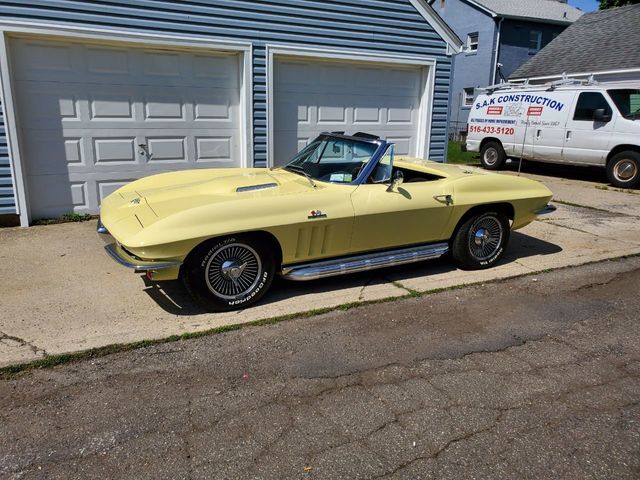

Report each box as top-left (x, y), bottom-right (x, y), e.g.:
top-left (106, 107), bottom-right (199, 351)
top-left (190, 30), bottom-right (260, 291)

top-left (11, 37), bottom-right (244, 219)
top-left (272, 56), bottom-right (426, 166)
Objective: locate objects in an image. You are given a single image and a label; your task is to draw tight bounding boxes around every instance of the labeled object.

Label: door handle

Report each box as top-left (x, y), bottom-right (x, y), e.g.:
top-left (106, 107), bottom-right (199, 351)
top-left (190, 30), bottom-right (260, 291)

top-left (434, 194), bottom-right (453, 206)
top-left (536, 129), bottom-right (541, 139)
top-left (566, 131), bottom-right (572, 141)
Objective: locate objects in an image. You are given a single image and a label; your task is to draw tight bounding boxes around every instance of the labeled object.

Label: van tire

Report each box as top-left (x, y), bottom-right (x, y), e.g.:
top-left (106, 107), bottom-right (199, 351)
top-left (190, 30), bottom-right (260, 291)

top-left (607, 151), bottom-right (640, 189)
top-left (480, 142), bottom-right (506, 170)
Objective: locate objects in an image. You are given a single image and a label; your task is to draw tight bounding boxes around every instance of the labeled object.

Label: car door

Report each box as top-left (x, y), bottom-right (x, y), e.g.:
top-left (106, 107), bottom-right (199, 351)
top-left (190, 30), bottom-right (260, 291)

top-left (562, 91), bottom-right (615, 165)
top-left (350, 179), bottom-right (454, 253)
top-left (531, 91), bottom-right (575, 162)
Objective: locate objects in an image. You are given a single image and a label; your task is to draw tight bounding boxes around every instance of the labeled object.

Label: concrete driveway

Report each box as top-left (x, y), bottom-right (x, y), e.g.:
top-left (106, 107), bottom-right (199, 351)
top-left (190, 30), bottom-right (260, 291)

top-left (1, 170), bottom-right (639, 367)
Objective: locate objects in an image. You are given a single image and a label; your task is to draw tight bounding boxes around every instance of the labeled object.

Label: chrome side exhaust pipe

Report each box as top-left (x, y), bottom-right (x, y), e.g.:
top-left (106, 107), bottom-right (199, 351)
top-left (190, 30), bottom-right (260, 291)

top-left (281, 243), bottom-right (449, 281)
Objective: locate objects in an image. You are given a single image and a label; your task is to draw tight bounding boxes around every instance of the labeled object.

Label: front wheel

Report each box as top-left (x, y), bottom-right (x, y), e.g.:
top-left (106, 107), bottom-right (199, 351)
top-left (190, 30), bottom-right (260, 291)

top-left (181, 235), bottom-right (275, 311)
top-left (607, 151), bottom-right (640, 189)
top-left (451, 211), bottom-right (510, 270)
top-left (480, 141), bottom-right (506, 170)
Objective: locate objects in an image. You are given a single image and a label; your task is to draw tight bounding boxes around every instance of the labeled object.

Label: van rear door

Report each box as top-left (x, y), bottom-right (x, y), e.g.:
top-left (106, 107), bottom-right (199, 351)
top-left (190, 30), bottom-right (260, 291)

top-left (563, 91), bottom-right (615, 165)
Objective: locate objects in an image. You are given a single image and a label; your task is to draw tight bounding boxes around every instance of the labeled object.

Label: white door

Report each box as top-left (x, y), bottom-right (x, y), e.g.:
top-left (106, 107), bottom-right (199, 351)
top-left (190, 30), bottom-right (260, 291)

top-left (11, 37), bottom-right (243, 219)
top-left (563, 91), bottom-right (615, 165)
top-left (272, 57), bottom-right (425, 166)
top-left (531, 91), bottom-right (575, 162)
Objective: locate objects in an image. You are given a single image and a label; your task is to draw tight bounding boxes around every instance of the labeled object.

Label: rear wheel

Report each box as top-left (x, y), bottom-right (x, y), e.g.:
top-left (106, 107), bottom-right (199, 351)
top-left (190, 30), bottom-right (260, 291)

top-left (607, 151), bottom-right (640, 189)
top-left (182, 235), bottom-right (275, 311)
top-left (480, 141), bottom-right (506, 170)
top-left (451, 211), bottom-right (510, 270)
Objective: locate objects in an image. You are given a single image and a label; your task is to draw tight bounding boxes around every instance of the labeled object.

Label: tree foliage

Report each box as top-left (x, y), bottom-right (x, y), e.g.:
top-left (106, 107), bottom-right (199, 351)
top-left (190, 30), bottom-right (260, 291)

top-left (599, 0), bottom-right (639, 9)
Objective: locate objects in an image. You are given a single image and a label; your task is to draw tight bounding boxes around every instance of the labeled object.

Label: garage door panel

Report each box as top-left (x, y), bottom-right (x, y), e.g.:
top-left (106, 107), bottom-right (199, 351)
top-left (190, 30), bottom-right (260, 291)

top-left (12, 37), bottom-right (243, 218)
top-left (274, 57), bottom-right (424, 165)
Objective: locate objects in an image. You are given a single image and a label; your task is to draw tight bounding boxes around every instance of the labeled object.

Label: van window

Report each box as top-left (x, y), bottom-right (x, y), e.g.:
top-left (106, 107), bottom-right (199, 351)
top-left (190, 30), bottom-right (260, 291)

top-left (607, 89), bottom-right (640, 119)
top-left (573, 92), bottom-right (612, 121)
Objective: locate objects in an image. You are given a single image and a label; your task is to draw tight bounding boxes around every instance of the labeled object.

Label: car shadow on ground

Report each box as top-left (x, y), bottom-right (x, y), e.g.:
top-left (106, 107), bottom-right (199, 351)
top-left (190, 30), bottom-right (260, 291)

top-left (503, 158), bottom-right (610, 185)
top-left (141, 230), bottom-right (562, 316)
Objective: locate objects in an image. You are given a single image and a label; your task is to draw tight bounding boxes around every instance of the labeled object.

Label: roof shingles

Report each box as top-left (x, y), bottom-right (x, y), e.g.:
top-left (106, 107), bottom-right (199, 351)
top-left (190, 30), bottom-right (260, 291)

top-left (511, 4), bottom-right (640, 79)
top-left (472, 0), bottom-right (583, 23)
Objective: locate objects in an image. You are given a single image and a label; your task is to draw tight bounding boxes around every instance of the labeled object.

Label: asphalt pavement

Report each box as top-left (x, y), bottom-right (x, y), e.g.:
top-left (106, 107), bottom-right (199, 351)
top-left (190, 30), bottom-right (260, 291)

top-left (1, 257), bottom-right (639, 479)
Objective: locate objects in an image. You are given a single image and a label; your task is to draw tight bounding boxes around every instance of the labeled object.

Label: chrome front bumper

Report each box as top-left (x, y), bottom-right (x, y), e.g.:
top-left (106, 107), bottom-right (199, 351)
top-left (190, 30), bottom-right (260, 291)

top-left (534, 204), bottom-right (557, 216)
top-left (98, 218), bottom-right (181, 272)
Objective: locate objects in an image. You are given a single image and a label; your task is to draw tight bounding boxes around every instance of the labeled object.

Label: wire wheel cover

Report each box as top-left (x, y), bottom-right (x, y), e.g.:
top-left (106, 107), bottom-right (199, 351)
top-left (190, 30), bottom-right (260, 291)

top-left (205, 243), bottom-right (262, 300)
top-left (468, 216), bottom-right (503, 261)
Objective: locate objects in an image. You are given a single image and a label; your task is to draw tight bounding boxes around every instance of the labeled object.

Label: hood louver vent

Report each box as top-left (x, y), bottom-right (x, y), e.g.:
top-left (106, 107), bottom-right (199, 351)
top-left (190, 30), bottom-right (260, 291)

top-left (236, 183), bottom-right (278, 193)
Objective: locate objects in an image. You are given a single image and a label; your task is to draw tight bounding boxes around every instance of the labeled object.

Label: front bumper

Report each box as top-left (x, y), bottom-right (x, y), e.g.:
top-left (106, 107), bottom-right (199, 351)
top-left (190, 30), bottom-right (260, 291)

top-left (534, 204), bottom-right (557, 216)
top-left (98, 218), bottom-right (182, 279)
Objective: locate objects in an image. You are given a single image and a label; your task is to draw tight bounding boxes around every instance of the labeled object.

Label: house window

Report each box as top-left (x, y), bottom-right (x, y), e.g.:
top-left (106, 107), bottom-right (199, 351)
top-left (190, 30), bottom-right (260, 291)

top-left (529, 31), bottom-right (542, 54)
top-left (440, 0), bottom-right (445, 10)
top-left (467, 32), bottom-right (478, 53)
top-left (463, 88), bottom-right (475, 107)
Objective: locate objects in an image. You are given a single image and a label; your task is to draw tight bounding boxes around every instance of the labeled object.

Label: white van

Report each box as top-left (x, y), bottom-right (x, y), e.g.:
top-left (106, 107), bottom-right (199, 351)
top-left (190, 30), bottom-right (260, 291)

top-left (465, 80), bottom-right (640, 188)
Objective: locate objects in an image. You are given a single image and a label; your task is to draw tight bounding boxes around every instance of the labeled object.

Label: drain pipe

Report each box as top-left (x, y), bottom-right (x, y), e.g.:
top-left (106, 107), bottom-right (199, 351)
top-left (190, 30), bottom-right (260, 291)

top-left (491, 17), bottom-right (504, 84)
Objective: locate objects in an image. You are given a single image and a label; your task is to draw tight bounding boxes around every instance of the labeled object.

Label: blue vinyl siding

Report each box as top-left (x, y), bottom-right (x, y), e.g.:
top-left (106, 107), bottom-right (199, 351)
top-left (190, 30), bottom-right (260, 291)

top-left (0, 0), bottom-right (453, 215)
top-left (0, 97), bottom-right (15, 214)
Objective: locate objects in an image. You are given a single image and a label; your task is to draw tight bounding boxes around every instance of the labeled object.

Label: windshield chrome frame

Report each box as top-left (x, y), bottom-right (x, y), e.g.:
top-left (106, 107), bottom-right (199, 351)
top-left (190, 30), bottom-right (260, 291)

top-left (281, 132), bottom-right (391, 186)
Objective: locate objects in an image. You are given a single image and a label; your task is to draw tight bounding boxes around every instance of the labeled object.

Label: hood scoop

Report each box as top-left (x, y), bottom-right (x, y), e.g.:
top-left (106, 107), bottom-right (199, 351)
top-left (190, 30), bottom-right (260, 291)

top-left (236, 182), bottom-right (278, 193)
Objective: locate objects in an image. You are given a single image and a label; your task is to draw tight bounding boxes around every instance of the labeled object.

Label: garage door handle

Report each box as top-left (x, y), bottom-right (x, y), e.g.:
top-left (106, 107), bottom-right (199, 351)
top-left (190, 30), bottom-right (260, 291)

top-left (138, 144), bottom-right (152, 159)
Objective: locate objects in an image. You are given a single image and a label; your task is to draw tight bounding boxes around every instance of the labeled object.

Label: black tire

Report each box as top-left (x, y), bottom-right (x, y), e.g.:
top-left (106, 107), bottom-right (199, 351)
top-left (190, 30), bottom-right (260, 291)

top-left (181, 235), bottom-right (275, 311)
top-left (480, 141), bottom-right (506, 170)
top-left (451, 211), bottom-right (510, 270)
top-left (606, 151), bottom-right (640, 189)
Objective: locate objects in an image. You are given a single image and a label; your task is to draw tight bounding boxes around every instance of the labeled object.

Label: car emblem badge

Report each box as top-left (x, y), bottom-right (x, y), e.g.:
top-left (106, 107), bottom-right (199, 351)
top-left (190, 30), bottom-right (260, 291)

top-left (308, 210), bottom-right (327, 219)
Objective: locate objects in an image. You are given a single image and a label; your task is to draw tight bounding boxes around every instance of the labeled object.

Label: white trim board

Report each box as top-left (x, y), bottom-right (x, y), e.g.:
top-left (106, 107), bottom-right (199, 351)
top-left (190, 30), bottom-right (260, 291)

top-left (0, 21), bottom-right (253, 226)
top-left (265, 44), bottom-right (437, 167)
top-left (410, 0), bottom-right (464, 52)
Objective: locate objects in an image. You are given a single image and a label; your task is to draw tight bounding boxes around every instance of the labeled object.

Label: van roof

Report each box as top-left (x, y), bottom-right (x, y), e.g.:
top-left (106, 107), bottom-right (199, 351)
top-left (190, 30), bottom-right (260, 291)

top-left (480, 81), bottom-right (640, 95)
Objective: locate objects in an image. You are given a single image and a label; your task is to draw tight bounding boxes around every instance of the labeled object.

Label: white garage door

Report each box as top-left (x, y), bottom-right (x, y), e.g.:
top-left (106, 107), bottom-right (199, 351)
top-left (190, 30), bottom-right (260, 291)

top-left (273, 57), bottom-right (425, 166)
top-left (11, 37), bottom-right (243, 219)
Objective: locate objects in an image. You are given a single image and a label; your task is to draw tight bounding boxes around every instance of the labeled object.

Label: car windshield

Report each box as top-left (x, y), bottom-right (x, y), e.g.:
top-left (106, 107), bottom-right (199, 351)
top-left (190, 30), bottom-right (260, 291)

top-left (607, 89), bottom-right (640, 119)
top-left (282, 136), bottom-right (379, 184)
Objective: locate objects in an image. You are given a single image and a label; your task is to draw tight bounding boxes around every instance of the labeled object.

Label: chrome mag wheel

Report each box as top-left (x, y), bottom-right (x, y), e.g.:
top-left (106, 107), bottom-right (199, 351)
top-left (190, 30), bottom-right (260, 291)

top-left (205, 243), bottom-right (262, 300)
top-left (468, 215), bottom-right (504, 261)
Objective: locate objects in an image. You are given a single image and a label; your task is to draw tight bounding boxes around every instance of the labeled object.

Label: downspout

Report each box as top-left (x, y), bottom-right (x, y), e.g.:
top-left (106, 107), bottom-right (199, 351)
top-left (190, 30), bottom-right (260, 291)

top-left (491, 17), bottom-right (504, 84)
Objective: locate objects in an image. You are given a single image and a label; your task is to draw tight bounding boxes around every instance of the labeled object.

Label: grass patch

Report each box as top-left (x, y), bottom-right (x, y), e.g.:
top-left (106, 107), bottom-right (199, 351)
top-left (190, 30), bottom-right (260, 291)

top-left (33, 213), bottom-right (96, 226)
top-left (447, 140), bottom-right (479, 165)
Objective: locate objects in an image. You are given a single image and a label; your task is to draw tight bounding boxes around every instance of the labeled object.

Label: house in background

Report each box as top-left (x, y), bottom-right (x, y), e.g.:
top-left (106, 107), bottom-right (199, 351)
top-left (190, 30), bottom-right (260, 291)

top-left (511, 3), bottom-right (640, 84)
top-left (0, 1), bottom-right (462, 226)
top-left (430, 0), bottom-right (582, 134)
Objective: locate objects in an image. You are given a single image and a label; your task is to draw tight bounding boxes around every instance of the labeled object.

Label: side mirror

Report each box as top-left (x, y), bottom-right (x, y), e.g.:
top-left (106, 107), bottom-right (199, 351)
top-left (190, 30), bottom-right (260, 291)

top-left (593, 108), bottom-right (611, 122)
top-left (386, 170), bottom-right (404, 192)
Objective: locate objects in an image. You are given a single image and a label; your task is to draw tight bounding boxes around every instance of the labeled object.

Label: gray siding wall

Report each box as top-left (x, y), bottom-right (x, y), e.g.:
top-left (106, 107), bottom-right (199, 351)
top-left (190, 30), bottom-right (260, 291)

top-left (0, 0), bottom-right (453, 216)
top-left (499, 20), bottom-right (567, 79)
top-left (432, 0), bottom-right (495, 127)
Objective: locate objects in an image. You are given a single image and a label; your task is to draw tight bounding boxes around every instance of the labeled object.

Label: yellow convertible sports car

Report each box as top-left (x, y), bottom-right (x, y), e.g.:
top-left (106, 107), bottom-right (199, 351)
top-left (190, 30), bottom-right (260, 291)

top-left (98, 132), bottom-right (555, 311)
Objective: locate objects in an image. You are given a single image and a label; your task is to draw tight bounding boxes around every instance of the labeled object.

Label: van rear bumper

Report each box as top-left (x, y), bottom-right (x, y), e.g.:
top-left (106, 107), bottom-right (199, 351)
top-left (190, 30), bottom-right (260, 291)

top-left (466, 139), bottom-right (480, 152)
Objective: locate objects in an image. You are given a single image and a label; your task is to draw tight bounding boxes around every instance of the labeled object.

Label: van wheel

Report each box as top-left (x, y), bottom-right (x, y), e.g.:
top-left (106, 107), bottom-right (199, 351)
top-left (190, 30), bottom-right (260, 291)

top-left (480, 142), bottom-right (506, 170)
top-left (607, 151), bottom-right (640, 189)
